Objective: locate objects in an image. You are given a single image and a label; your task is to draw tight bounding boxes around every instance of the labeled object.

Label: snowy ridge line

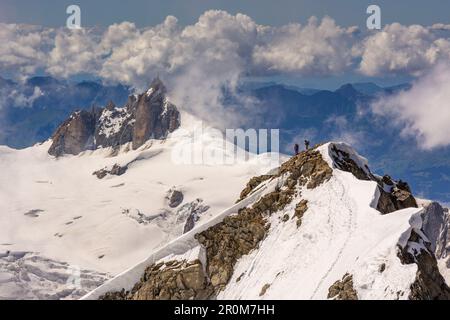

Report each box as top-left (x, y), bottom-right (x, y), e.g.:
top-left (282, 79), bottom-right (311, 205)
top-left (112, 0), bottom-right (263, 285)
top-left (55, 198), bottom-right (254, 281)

top-left (81, 178), bottom-right (279, 300)
top-left (319, 141), bottom-right (429, 250)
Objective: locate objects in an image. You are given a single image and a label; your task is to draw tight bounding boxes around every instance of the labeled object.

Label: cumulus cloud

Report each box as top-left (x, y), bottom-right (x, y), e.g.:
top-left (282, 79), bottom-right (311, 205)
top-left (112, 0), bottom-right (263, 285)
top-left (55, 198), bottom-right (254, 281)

top-left (372, 63), bottom-right (450, 149)
top-left (253, 16), bottom-right (358, 75)
top-left (2, 11), bottom-right (450, 83)
top-left (99, 17), bottom-right (179, 88)
top-left (0, 23), bottom-right (53, 80)
top-left (46, 30), bottom-right (95, 78)
top-left (0, 11), bottom-right (359, 84)
top-left (358, 23), bottom-right (450, 76)
top-left (46, 28), bottom-right (101, 78)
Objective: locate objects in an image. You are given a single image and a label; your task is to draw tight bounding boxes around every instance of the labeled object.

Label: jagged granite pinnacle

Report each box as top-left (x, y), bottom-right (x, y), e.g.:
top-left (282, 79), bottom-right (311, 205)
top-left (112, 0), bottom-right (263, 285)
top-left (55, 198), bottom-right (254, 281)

top-left (48, 78), bottom-right (180, 156)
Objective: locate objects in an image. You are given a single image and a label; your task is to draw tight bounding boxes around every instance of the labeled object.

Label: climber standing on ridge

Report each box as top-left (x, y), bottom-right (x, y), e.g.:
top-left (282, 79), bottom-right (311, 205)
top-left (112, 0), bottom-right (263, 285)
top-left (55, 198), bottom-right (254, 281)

top-left (304, 139), bottom-right (310, 150)
top-left (294, 143), bottom-right (299, 155)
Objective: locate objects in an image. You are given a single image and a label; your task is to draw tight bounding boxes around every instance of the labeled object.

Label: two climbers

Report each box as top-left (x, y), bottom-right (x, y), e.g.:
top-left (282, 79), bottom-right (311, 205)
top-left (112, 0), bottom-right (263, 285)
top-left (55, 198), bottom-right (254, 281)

top-left (294, 140), bottom-right (310, 155)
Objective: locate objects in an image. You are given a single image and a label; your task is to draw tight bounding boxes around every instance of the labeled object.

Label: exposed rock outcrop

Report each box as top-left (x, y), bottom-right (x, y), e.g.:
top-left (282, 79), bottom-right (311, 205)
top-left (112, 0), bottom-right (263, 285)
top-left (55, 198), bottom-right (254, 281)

top-left (167, 188), bottom-right (184, 208)
top-left (328, 273), bottom-right (358, 300)
top-left (100, 259), bottom-right (213, 300)
top-left (376, 175), bottom-right (418, 214)
top-left (237, 148), bottom-right (332, 203)
top-left (279, 148), bottom-right (333, 190)
top-left (178, 199), bottom-right (210, 234)
top-left (259, 283), bottom-right (271, 296)
top-left (293, 199), bottom-right (308, 228)
top-left (48, 78), bottom-right (180, 157)
top-left (92, 164), bottom-right (128, 179)
top-left (94, 101), bottom-right (134, 149)
top-left (237, 175), bottom-right (273, 202)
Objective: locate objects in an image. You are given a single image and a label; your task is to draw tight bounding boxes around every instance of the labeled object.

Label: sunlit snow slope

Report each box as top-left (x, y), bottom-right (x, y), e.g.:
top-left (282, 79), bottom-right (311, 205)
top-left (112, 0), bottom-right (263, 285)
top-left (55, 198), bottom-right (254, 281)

top-left (0, 115), bottom-right (280, 299)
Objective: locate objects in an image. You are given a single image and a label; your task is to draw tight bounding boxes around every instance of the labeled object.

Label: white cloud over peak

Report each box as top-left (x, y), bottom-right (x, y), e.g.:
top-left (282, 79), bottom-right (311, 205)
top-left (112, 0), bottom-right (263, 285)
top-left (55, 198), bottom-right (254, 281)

top-left (372, 63), bottom-right (450, 149)
top-left (358, 23), bottom-right (450, 76)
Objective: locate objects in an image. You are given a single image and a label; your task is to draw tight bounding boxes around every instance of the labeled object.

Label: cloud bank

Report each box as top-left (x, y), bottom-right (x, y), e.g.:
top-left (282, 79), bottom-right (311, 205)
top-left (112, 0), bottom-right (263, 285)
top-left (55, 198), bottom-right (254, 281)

top-left (2, 11), bottom-right (450, 84)
top-left (372, 63), bottom-right (450, 149)
top-left (358, 23), bottom-right (450, 76)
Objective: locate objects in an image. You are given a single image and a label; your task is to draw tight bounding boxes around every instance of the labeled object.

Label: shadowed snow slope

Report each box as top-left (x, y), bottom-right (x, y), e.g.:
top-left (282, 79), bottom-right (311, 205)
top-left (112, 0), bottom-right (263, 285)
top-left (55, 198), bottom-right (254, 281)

top-left (83, 142), bottom-right (450, 300)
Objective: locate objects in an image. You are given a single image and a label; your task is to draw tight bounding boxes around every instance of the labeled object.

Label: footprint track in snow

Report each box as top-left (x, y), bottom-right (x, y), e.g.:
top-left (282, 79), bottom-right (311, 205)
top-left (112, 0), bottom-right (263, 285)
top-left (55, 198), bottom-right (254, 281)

top-left (310, 176), bottom-right (358, 299)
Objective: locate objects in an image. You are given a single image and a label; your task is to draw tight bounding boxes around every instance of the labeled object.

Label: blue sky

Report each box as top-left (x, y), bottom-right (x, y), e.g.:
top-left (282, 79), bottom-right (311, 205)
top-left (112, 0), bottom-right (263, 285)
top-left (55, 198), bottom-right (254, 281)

top-left (1, 0), bottom-right (450, 28)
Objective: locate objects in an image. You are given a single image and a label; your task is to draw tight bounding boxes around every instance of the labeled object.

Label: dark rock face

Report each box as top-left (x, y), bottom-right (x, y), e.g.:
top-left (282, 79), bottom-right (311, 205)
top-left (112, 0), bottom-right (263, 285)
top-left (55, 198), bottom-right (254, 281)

top-left (397, 230), bottom-right (450, 300)
top-left (328, 144), bottom-right (417, 215)
top-left (421, 202), bottom-right (450, 258)
top-left (48, 110), bottom-right (97, 157)
top-left (328, 273), bottom-right (358, 300)
top-left (132, 78), bottom-right (180, 149)
top-left (177, 199), bottom-right (210, 234)
top-left (48, 78), bottom-right (180, 157)
top-left (330, 145), bottom-right (373, 181)
top-left (183, 214), bottom-right (197, 234)
top-left (376, 175), bottom-right (418, 215)
top-left (167, 189), bottom-right (184, 208)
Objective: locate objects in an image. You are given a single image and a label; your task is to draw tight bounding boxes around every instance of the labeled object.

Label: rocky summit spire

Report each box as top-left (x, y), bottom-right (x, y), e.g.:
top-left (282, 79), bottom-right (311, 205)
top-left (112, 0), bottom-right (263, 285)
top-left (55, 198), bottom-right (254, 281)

top-left (146, 76), bottom-right (166, 97)
top-left (132, 77), bottom-right (179, 150)
top-left (48, 78), bottom-right (180, 157)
